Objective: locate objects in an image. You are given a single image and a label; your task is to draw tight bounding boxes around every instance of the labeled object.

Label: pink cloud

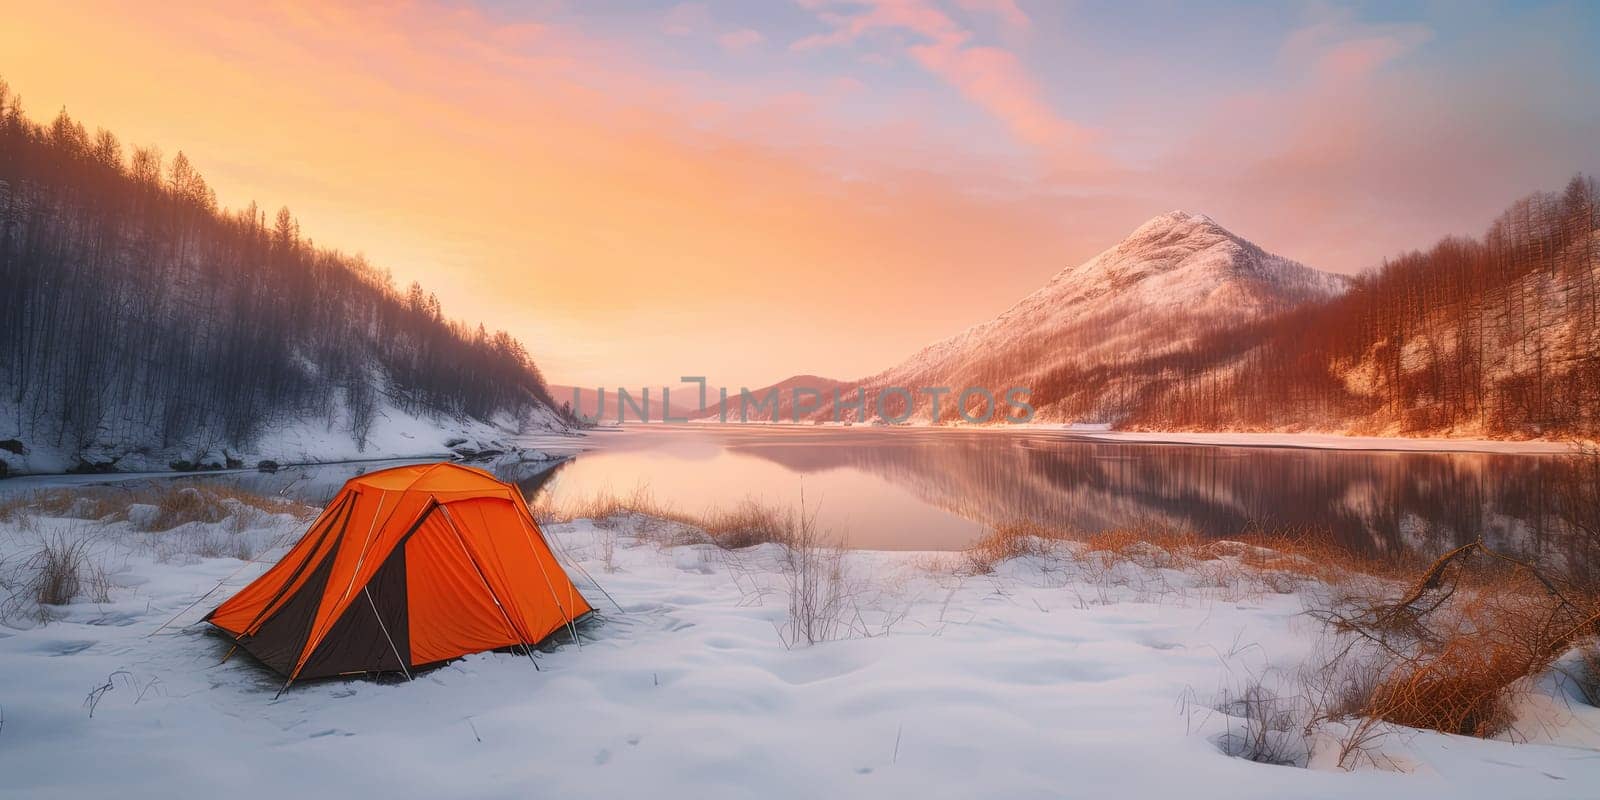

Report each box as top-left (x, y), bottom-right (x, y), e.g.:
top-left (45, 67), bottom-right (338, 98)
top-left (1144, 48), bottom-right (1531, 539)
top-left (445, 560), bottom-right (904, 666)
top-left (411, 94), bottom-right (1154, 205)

top-left (718, 28), bottom-right (765, 52)
top-left (956, 0), bottom-right (1029, 30)
top-left (792, 0), bottom-right (1098, 169)
top-left (910, 43), bottom-right (1086, 153)
top-left (662, 2), bottom-right (708, 37)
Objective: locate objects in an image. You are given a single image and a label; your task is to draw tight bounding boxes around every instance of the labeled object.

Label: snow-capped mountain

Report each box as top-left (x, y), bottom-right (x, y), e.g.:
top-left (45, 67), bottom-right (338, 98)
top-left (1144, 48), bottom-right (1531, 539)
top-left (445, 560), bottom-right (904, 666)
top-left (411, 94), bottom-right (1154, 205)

top-left (834, 211), bottom-right (1350, 422)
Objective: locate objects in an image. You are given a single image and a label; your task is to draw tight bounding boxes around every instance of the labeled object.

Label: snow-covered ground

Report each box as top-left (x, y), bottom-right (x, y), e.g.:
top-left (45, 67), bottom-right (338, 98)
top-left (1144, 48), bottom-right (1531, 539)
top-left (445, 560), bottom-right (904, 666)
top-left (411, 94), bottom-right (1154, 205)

top-left (1055, 429), bottom-right (1582, 455)
top-left (2, 507), bottom-right (1598, 799)
top-left (0, 397), bottom-right (574, 476)
top-left (666, 419), bottom-right (1580, 454)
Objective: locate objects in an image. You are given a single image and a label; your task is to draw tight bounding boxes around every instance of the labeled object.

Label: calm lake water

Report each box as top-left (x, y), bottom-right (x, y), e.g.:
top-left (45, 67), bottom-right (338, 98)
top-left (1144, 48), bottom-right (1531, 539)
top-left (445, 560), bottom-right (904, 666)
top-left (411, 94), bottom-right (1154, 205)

top-left (534, 426), bottom-right (1579, 560)
top-left (6, 425), bottom-right (1582, 561)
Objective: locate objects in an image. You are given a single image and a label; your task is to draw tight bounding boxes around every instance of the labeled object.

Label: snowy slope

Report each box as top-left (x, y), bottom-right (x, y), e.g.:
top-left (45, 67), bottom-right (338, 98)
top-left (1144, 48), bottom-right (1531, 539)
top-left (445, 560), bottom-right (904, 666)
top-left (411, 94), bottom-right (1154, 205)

top-left (835, 212), bottom-right (1348, 422)
top-left (0, 396), bottom-right (570, 476)
top-left (4, 509), bottom-right (1599, 798)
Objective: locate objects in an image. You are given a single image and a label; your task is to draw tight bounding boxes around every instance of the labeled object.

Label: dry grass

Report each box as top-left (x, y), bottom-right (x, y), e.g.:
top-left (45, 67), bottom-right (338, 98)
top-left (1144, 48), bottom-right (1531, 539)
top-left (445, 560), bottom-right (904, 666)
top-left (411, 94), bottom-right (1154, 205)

top-left (534, 486), bottom-right (870, 646)
top-left (2, 483), bottom-right (317, 625)
top-left (31, 532), bottom-right (94, 606)
top-left (0, 482), bottom-right (314, 532)
top-left (775, 501), bottom-right (854, 648)
top-left (957, 519), bottom-right (1394, 593)
top-left (701, 498), bottom-right (797, 550)
top-left (0, 493), bottom-right (31, 524)
top-left (1301, 541), bottom-right (1600, 762)
top-left (960, 522), bottom-right (1059, 572)
top-left (1212, 676), bottom-right (1310, 767)
top-left (0, 528), bottom-right (113, 624)
top-left (533, 486), bottom-right (800, 551)
top-left (532, 484), bottom-right (666, 526)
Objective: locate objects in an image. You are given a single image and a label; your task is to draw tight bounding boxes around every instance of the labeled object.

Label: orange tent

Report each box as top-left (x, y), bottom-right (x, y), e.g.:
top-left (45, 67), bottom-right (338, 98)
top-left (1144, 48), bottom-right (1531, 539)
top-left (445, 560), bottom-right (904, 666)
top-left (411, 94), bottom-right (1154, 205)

top-left (207, 462), bottom-right (593, 685)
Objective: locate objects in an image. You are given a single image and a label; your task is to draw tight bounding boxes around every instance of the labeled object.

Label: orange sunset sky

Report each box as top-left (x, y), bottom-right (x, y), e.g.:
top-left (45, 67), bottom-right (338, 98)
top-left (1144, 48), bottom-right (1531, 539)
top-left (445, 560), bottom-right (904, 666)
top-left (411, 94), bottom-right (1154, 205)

top-left (4, 1), bottom-right (1597, 389)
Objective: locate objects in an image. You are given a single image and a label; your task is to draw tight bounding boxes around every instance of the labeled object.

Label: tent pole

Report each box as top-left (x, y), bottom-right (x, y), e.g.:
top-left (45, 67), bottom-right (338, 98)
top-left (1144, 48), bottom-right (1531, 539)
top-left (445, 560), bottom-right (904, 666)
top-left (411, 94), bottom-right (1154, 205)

top-left (145, 504), bottom-right (318, 638)
top-left (438, 505), bottom-right (542, 668)
top-left (288, 495), bottom-right (426, 682)
top-left (516, 499), bottom-right (623, 614)
top-left (509, 509), bottom-right (583, 648)
top-left (365, 586), bottom-right (412, 681)
top-left (503, 497), bottom-right (601, 651)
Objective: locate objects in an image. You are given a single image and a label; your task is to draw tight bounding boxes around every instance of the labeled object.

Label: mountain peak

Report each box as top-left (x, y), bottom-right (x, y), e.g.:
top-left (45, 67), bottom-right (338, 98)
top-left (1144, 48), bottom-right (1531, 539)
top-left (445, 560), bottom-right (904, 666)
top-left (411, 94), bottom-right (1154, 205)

top-left (1125, 210), bottom-right (1230, 243)
top-left (853, 209), bottom-right (1352, 419)
top-left (1033, 209), bottom-right (1347, 316)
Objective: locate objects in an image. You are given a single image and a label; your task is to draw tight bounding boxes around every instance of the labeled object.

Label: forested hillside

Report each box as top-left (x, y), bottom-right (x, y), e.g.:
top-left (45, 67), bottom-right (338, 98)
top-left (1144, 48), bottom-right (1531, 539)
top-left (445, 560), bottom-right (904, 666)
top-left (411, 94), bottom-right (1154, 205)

top-left (1087, 176), bottom-right (1600, 438)
top-left (0, 80), bottom-right (571, 474)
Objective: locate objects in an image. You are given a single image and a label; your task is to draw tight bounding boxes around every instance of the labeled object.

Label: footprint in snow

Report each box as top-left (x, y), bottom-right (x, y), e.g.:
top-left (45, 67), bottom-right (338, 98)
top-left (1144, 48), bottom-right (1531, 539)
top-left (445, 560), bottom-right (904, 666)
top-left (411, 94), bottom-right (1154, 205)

top-left (594, 748), bottom-right (612, 765)
top-left (45, 640), bottom-right (95, 656)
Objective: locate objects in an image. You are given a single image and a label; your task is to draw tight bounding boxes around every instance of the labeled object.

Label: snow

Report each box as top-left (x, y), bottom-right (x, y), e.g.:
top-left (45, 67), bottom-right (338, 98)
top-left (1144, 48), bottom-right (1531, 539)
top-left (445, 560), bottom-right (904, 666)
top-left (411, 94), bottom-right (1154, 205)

top-left (1051, 429), bottom-right (1581, 455)
top-left (0, 396), bottom-right (572, 477)
top-left (654, 420), bottom-right (1580, 455)
top-left (3, 509), bottom-right (1598, 798)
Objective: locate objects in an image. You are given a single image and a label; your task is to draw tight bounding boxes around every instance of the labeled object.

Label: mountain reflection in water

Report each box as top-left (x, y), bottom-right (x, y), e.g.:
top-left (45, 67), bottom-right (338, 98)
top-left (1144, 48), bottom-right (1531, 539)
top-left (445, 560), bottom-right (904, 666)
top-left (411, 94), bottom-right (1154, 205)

top-left (535, 426), bottom-right (1581, 565)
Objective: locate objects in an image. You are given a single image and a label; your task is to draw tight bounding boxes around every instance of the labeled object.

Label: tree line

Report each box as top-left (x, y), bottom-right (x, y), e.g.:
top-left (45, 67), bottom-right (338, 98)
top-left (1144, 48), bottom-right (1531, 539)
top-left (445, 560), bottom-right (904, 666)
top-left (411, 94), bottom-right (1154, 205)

top-left (0, 77), bottom-right (571, 467)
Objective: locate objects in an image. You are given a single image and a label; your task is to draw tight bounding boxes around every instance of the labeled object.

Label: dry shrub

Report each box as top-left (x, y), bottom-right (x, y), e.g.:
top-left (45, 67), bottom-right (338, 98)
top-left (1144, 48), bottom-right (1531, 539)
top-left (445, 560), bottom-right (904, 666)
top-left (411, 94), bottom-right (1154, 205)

top-left (956, 522), bottom-right (1366, 597)
top-left (1, 488), bottom-right (119, 521)
top-left (596, 526), bottom-right (618, 573)
top-left (777, 501), bottom-right (854, 648)
top-left (1307, 541), bottom-right (1600, 753)
top-left (1, 530), bottom-right (112, 623)
top-left (0, 493), bottom-right (32, 523)
top-left (962, 523), bottom-right (1206, 577)
top-left (1212, 677), bottom-right (1310, 767)
top-left (32, 533), bottom-right (92, 606)
top-left (134, 483), bottom-right (313, 530)
top-left (534, 486), bottom-right (703, 551)
top-left (534, 486), bottom-right (799, 551)
top-left (962, 522), bottom-right (1058, 573)
top-left (1079, 527), bottom-right (1202, 571)
top-left (533, 484), bottom-right (662, 525)
top-left (700, 498), bottom-right (795, 549)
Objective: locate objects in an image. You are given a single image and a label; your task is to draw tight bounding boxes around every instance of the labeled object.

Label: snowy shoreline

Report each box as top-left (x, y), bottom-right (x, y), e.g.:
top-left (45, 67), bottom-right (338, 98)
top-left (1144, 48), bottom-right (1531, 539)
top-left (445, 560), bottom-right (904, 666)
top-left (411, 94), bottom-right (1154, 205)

top-left (666, 419), bottom-right (1581, 455)
top-left (0, 399), bottom-right (580, 478)
top-left (1055, 429), bottom-right (1581, 455)
top-left (2, 499), bottom-right (1598, 799)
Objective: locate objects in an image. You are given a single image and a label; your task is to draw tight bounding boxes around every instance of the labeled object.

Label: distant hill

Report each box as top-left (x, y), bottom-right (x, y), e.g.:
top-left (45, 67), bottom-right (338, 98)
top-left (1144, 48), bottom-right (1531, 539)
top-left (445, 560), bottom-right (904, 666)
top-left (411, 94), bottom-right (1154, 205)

top-left (0, 88), bottom-right (574, 475)
top-left (687, 375), bottom-right (849, 422)
top-left (548, 385), bottom-right (701, 423)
